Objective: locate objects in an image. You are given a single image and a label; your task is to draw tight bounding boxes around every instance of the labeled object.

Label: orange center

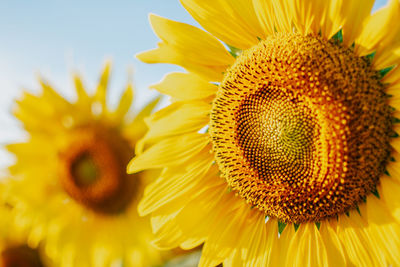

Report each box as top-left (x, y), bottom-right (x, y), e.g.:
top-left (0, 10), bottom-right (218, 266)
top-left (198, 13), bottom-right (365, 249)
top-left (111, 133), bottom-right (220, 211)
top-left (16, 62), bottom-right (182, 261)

top-left (1, 245), bottom-right (43, 267)
top-left (59, 127), bottom-right (137, 215)
top-left (210, 33), bottom-right (392, 223)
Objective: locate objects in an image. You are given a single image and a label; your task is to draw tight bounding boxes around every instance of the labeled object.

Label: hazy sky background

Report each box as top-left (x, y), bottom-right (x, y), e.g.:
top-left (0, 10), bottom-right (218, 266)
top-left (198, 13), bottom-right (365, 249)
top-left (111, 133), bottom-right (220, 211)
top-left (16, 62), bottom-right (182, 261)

top-left (0, 0), bottom-right (388, 173)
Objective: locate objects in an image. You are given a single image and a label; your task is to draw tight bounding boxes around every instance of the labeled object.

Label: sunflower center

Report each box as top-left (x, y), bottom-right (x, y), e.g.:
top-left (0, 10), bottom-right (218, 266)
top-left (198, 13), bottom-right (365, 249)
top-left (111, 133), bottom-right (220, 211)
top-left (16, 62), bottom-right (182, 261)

top-left (59, 127), bottom-right (137, 215)
top-left (210, 33), bottom-right (392, 223)
top-left (1, 245), bottom-right (44, 267)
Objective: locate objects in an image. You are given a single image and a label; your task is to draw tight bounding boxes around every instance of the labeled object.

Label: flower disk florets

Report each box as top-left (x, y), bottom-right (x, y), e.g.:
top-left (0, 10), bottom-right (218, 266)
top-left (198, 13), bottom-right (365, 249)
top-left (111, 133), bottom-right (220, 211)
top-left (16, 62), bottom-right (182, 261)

top-left (210, 33), bottom-right (392, 223)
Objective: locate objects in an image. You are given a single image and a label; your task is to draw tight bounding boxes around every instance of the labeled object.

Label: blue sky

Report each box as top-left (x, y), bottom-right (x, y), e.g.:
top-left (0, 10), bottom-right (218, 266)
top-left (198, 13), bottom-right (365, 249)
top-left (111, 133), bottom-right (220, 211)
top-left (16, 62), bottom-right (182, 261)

top-left (0, 0), bottom-right (389, 172)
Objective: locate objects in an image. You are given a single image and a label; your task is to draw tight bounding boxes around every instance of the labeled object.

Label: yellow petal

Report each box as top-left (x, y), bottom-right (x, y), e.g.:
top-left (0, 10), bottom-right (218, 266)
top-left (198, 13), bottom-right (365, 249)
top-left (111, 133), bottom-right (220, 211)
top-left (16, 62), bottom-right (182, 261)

top-left (284, 223), bottom-right (329, 266)
top-left (137, 43), bottom-right (226, 82)
top-left (150, 72), bottom-right (217, 101)
top-left (199, 205), bottom-right (249, 267)
top-left (240, 214), bottom-right (279, 267)
top-left (337, 211), bottom-right (381, 266)
top-left (137, 14), bottom-right (234, 81)
top-left (139, 101), bottom-right (210, 146)
top-left (319, 220), bottom-right (348, 266)
top-left (149, 14), bottom-right (233, 66)
top-left (138, 149), bottom-right (214, 215)
top-left (181, 0), bottom-right (263, 49)
top-left (287, 0), bottom-right (329, 36)
top-left (270, 0), bottom-right (293, 33)
top-left (374, 46), bottom-right (400, 70)
top-left (359, 195), bottom-right (400, 266)
top-left (127, 133), bottom-right (209, 173)
top-left (112, 83), bottom-right (134, 122)
top-left (151, 219), bottom-right (186, 250)
top-left (198, 242), bottom-right (224, 267)
top-left (123, 97), bottom-right (160, 146)
top-left (356, 0), bottom-right (400, 57)
top-left (252, 0), bottom-right (276, 36)
top-left (380, 177), bottom-right (400, 224)
top-left (320, 0), bottom-right (347, 39)
top-left (175, 183), bottom-right (227, 250)
top-left (94, 62), bottom-right (112, 111)
top-left (340, 0), bottom-right (375, 46)
top-left (386, 160), bottom-right (400, 184)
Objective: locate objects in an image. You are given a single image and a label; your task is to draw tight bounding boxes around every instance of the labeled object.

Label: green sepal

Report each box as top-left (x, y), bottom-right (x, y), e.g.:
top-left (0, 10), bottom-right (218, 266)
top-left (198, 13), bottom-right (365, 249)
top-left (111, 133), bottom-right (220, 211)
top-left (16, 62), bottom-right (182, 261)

top-left (392, 117), bottom-right (400, 124)
top-left (331, 29), bottom-right (343, 44)
top-left (356, 206), bottom-right (361, 216)
top-left (227, 44), bottom-right (242, 58)
top-left (294, 223), bottom-right (300, 232)
top-left (365, 51), bottom-right (376, 63)
top-left (315, 222), bottom-right (321, 230)
top-left (278, 221), bottom-right (287, 234)
top-left (361, 196), bottom-right (367, 203)
top-left (379, 66), bottom-right (395, 78)
top-left (372, 189), bottom-right (380, 199)
top-left (389, 130), bottom-right (399, 138)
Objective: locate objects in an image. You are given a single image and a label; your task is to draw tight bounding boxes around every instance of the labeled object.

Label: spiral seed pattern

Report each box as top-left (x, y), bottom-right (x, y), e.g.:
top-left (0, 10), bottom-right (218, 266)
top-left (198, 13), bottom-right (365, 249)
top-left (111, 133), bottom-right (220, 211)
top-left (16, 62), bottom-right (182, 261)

top-left (210, 33), bottom-right (392, 223)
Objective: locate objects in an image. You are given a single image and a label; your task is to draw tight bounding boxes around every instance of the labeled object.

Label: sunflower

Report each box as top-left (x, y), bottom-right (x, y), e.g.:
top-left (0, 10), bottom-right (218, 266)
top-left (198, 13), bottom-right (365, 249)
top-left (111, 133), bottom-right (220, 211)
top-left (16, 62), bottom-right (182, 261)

top-left (129, 0), bottom-right (400, 265)
top-left (0, 184), bottom-right (49, 267)
top-left (3, 63), bottom-right (169, 266)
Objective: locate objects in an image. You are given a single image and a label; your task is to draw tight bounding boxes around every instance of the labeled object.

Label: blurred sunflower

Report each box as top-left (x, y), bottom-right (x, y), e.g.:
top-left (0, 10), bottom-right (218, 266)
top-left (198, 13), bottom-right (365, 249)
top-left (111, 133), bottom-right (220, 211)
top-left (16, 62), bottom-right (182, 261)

top-left (130, 0), bottom-right (400, 266)
top-left (0, 184), bottom-right (49, 267)
top-left (4, 63), bottom-right (168, 266)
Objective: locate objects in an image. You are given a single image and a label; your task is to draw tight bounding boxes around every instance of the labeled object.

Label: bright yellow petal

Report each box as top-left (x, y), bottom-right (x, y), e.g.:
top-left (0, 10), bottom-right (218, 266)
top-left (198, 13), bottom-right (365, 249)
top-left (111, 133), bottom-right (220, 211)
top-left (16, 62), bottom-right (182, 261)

top-left (138, 149), bottom-right (214, 215)
top-left (270, 0), bottom-right (293, 33)
top-left (340, 0), bottom-right (375, 46)
top-left (287, 0), bottom-right (329, 36)
top-left (149, 14), bottom-right (233, 66)
top-left (380, 177), bottom-right (400, 223)
top-left (138, 101), bottom-right (210, 148)
top-left (284, 223), bottom-right (329, 266)
top-left (199, 205), bottom-right (249, 267)
top-left (127, 133), bottom-right (209, 173)
top-left (359, 195), bottom-right (400, 266)
top-left (137, 43), bottom-right (226, 82)
top-left (356, 0), bottom-right (400, 57)
top-left (240, 214), bottom-right (279, 267)
top-left (337, 212), bottom-right (381, 266)
top-left (150, 72), bottom-right (217, 101)
top-left (386, 159), bottom-right (400, 184)
top-left (319, 220), bottom-right (348, 266)
top-left (181, 0), bottom-right (263, 49)
top-left (137, 14), bottom-right (234, 81)
top-left (151, 219), bottom-right (187, 250)
top-left (174, 183), bottom-right (228, 250)
top-left (123, 97), bottom-right (160, 145)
